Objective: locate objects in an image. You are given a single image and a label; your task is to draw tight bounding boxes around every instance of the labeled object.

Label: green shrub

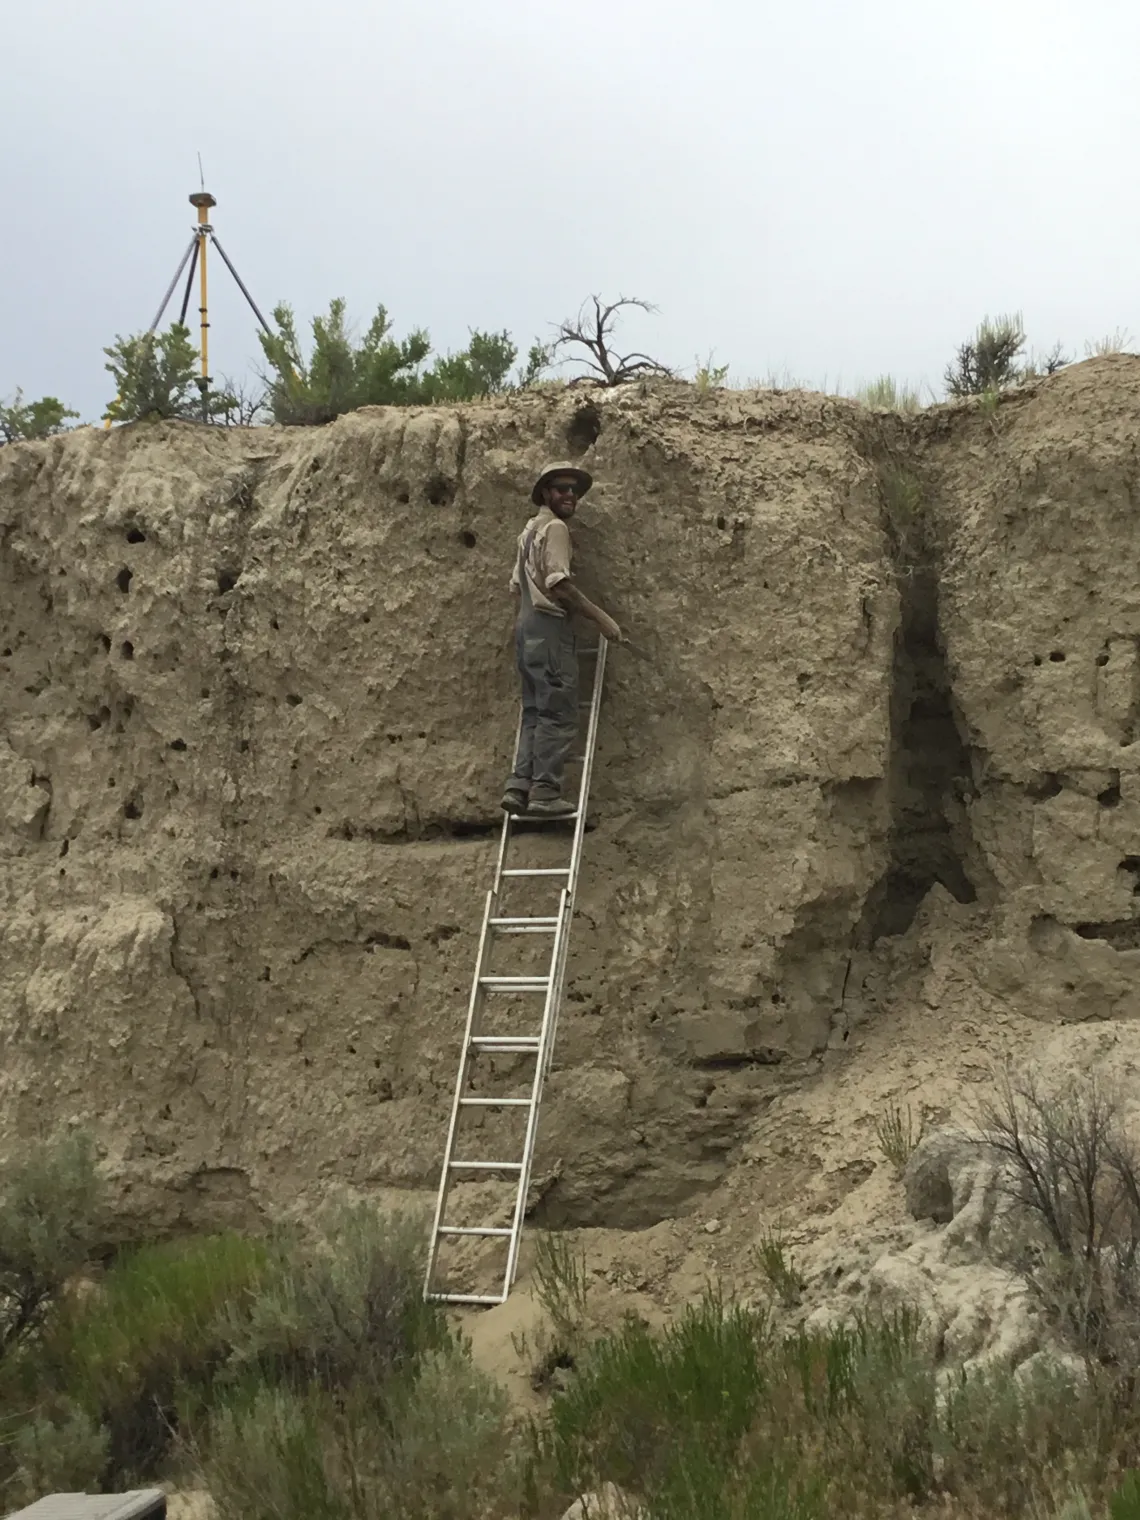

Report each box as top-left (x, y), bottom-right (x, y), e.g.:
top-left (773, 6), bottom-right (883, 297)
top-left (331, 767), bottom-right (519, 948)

top-left (40, 1231), bottom-right (267, 1478)
top-left (935, 1360), bottom-right (1098, 1513)
top-left (1112, 1470), bottom-right (1140, 1520)
top-left (224, 1203), bottom-right (446, 1394)
top-left (944, 312), bottom-right (1069, 397)
top-left (199, 1384), bottom-right (346, 1520)
top-left (537, 1290), bottom-right (769, 1506)
top-left (104, 324), bottom-right (207, 423)
top-left (365, 1349), bottom-right (515, 1520)
top-left (0, 1130), bottom-right (105, 1363)
top-left (4, 1402), bottom-right (109, 1507)
top-left (0, 391), bottom-right (79, 443)
top-left (258, 299), bottom-right (525, 424)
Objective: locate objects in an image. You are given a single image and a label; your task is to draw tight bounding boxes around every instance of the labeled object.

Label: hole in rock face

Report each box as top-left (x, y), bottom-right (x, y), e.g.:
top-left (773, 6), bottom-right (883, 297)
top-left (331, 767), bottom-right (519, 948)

top-left (121, 641), bottom-right (134, 660)
top-left (716, 515), bottom-right (727, 530)
top-left (123, 798), bottom-right (142, 819)
top-left (425, 475), bottom-right (454, 507)
top-left (115, 567), bottom-right (133, 593)
top-left (126, 527), bottom-right (146, 544)
top-left (1098, 778), bottom-right (1122, 807)
top-left (100, 635), bottom-right (111, 652)
top-left (1027, 773), bottom-right (1064, 802)
top-left (566, 402), bottom-right (602, 455)
top-left (396, 491), bottom-right (410, 505)
top-left (460, 530), bottom-right (477, 549)
top-left (1049, 651), bottom-right (1066, 662)
top-left (217, 569), bottom-right (238, 594)
top-left (168, 739), bottom-right (187, 752)
top-left (1096, 651), bottom-right (1110, 667)
top-left (286, 693), bottom-right (303, 707)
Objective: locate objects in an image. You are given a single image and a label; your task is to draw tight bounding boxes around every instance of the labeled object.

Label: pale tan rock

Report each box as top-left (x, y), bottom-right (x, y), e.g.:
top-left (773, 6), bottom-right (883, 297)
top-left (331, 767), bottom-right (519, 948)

top-left (560, 1483), bottom-right (646, 1520)
top-left (0, 386), bottom-right (895, 1231)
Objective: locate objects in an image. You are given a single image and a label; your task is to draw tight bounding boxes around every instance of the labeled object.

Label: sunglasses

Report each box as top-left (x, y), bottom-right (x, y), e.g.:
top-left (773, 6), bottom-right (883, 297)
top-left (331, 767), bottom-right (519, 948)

top-left (549, 482), bottom-right (581, 496)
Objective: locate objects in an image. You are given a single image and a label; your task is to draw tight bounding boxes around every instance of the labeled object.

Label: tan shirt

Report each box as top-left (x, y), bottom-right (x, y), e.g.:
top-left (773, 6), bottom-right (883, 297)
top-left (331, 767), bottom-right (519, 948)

top-left (509, 507), bottom-right (573, 616)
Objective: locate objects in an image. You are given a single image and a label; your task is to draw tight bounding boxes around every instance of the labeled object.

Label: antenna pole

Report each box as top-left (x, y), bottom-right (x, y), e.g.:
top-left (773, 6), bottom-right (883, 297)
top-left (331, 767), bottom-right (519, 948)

top-left (189, 190), bottom-right (216, 422)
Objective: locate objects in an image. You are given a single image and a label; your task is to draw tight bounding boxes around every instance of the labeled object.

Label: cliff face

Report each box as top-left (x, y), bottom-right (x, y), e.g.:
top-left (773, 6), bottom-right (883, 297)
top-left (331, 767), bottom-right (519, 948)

top-left (2, 358), bottom-right (1138, 1237)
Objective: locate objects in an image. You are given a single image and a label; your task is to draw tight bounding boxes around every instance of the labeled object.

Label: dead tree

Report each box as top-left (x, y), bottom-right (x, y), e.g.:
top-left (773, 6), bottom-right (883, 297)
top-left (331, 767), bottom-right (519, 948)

top-left (550, 296), bottom-right (672, 386)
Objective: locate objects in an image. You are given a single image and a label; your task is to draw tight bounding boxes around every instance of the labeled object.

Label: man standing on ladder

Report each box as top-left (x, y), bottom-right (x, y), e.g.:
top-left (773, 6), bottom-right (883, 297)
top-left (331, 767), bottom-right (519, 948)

top-left (501, 462), bottom-right (624, 819)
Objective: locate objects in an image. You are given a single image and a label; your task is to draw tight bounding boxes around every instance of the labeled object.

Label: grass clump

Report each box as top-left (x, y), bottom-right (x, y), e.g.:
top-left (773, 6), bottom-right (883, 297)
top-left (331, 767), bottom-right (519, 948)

top-left (754, 1228), bottom-right (806, 1307)
top-left (875, 1099), bottom-right (923, 1174)
top-left (853, 376), bottom-right (924, 413)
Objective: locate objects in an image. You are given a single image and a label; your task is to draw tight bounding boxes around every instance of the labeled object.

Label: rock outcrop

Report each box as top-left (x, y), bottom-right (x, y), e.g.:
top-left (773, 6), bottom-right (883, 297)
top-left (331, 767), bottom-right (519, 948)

top-left (3, 358), bottom-right (1140, 1256)
top-left (0, 382), bottom-right (896, 1229)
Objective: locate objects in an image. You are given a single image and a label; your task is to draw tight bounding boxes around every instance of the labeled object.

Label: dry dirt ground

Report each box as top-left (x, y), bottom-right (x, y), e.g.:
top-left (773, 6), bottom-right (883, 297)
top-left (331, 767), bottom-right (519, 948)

top-left (4, 358), bottom-right (1140, 1385)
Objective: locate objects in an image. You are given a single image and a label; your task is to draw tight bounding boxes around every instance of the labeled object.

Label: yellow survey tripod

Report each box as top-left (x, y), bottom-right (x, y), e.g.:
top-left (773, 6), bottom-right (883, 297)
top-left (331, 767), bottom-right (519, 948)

top-left (146, 189), bottom-right (272, 422)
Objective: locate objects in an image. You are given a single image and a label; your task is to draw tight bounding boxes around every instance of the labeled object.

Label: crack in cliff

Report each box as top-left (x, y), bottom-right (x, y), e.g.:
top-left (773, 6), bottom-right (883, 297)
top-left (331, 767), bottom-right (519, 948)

top-left (861, 466), bottom-right (984, 943)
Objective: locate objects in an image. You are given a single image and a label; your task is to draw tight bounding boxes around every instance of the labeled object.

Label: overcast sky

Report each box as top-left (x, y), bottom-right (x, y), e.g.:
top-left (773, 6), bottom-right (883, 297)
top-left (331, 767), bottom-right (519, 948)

top-left (4, 0), bottom-right (1139, 421)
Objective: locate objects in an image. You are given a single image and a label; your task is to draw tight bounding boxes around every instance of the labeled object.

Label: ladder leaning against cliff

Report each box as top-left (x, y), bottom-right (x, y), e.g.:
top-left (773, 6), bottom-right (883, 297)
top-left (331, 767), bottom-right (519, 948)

top-left (423, 636), bottom-right (610, 1306)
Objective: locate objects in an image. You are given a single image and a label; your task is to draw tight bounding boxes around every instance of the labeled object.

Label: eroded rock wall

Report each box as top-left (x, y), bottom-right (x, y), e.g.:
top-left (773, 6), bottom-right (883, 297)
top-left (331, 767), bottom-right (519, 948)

top-left (915, 356), bottom-right (1140, 1025)
top-left (0, 383), bottom-right (895, 1227)
top-left (8, 357), bottom-right (1140, 1236)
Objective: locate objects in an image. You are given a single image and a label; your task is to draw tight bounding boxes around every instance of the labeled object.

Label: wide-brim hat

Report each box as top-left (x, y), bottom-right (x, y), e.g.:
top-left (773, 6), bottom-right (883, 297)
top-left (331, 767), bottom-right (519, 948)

top-left (531, 461), bottom-right (593, 506)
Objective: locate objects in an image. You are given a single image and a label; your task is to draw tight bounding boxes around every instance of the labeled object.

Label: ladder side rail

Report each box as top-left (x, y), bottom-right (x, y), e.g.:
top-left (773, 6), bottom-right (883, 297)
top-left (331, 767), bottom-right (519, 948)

top-left (491, 704), bottom-right (526, 894)
top-left (502, 888), bottom-right (571, 1296)
top-left (543, 892), bottom-right (576, 1081)
top-left (567, 635), bottom-right (608, 899)
top-left (545, 636), bottom-right (607, 1071)
top-left (424, 888), bottom-right (498, 1299)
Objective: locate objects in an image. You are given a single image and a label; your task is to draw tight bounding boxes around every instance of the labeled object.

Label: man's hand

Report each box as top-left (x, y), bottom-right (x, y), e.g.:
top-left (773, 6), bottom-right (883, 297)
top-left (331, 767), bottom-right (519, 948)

top-left (597, 613), bottom-right (623, 643)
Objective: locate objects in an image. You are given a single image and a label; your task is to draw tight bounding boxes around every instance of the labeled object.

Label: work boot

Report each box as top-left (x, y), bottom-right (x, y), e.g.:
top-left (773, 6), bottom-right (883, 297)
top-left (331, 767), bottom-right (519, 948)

top-left (527, 795), bottom-right (577, 819)
top-left (501, 786), bottom-right (529, 815)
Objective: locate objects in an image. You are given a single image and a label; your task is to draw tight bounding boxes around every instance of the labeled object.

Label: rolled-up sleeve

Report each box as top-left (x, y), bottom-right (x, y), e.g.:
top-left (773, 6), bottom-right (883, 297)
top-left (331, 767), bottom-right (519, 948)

top-left (542, 521), bottom-right (573, 589)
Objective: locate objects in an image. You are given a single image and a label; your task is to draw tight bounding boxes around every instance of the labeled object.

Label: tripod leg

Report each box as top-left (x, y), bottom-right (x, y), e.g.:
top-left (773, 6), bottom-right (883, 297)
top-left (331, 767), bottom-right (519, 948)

top-left (149, 235), bottom-right (198, 333)
top-left (177, 240), bottom-right (200, 328)
top-left (209, 234), bottom-right (273, 334)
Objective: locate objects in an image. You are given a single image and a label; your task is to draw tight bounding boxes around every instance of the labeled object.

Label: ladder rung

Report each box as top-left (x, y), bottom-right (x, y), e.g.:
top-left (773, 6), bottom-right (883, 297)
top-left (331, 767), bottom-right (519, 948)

top-left (470, 1035), bottom-right (541, 1052)
top-left (438, 1225), bottom-right (513, 1237)
top-left (479, 975), bottom-right (551, 991)
top-left (459, 1096), bottom-right (533, 1108)
top-left (501, 867), bottom-right (571, 877)
top-left (489, 916), bottom-right (560, 934)
top-left (430, 1292), bottom-right (507, 1305)
top-left (449, 1160), bottom-right (524, 1172)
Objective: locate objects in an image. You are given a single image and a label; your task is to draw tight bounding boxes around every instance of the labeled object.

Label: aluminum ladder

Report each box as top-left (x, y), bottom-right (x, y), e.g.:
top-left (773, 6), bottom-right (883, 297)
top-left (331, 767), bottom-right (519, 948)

top-left (423, 636), bottom-right (609, 1305)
